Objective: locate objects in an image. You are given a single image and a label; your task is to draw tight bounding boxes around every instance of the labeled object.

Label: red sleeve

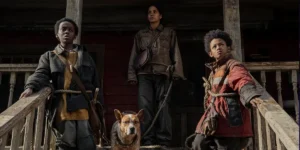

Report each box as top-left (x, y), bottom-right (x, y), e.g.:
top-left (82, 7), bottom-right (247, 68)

top-left (228, 64), bottom-right (261, 107)
top-left (228, 64), bottom-right (255, 93)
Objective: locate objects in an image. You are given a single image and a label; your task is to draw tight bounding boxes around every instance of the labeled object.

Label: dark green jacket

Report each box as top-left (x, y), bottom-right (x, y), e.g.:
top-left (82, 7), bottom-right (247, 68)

top-left (25, 44), bottom-right (103, 112)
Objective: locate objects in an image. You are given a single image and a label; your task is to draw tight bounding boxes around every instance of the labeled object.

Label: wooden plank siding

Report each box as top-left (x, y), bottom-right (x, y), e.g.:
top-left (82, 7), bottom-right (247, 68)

top-left (99, 33), bottom-right (205, 146)
top-left (100, 34), bottom-right (139, 138)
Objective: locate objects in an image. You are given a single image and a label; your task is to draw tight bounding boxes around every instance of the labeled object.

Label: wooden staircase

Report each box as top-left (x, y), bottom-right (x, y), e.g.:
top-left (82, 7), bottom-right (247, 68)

top-left (0, 61), bottom-right (299, 150)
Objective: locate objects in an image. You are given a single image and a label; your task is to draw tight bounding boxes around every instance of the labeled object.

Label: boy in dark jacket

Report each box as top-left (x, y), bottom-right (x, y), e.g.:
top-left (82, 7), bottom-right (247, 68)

top-left (20, 18), bottom-right (103, 150)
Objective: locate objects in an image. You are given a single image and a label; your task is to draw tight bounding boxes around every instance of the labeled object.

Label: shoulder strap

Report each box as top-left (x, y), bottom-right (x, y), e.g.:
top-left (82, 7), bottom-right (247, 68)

top-left (205, 67), bottom-right (230, 110)
top-left (147, 31), bottom-right (162, 50)
top-left (52, 50), bottom-right (91, 104)
top-left (214, 67), bottom-right (230, 94)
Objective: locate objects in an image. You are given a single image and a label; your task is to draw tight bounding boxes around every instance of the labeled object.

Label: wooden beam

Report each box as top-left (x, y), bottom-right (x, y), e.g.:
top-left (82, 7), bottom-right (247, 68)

top-left (1, 7), bottom-right (273, 24)
top-left (244, 61), bottom-right (299, 71)
top-left (223, 0), bottom-right (243, 61)
top-left (1, 0), bottom-right (298, 9)
top-left (0, 7), bottom-right (275, 31)
top-left (66, 0), bottom-right (83, 44)
top-left (0, 64), bottom-right (37, 72)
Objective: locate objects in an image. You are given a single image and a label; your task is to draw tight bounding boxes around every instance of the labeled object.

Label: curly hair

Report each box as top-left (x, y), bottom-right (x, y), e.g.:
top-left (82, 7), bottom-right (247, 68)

top-left (203, 29), bottom-right (232, 54)
top-left (54, 18), bottom-right (78, 36)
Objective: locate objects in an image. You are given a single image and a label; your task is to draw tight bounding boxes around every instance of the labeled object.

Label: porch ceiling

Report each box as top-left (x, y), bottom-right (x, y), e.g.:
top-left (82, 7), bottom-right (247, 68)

top-left (0, 0), bottom-right (298, 31)
top-left (1, 0), bottom-right (298, 8)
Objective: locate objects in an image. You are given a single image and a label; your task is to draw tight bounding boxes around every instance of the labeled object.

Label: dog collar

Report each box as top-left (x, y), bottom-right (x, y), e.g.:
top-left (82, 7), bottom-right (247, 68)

top-left (117, 135), bottom-right (138, 147)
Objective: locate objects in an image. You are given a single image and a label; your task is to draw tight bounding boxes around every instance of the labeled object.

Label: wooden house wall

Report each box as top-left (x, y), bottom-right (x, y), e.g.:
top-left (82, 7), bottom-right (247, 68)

top-left (0, 19), bottom-right (298, 146)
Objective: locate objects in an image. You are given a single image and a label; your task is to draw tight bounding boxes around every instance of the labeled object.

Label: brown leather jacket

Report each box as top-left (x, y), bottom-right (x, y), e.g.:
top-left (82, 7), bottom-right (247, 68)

top-left (128, 24), bottom-right (185, 81)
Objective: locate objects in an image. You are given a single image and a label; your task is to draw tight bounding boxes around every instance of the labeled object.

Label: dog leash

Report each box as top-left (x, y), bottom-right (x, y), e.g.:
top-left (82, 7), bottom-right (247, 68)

top-left (141, 79), bottom-right (174, 138)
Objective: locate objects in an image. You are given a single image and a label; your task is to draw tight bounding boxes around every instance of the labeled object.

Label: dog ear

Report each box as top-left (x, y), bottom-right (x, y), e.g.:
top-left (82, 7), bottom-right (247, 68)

top-left (137, 109), bottom-right (144, 121)
top-left (114, 109), bottom-right (123, 122)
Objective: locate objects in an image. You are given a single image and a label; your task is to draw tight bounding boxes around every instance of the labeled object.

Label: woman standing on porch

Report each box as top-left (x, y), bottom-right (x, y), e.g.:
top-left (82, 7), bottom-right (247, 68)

top-left (127, 4), bottom-right (185, 148)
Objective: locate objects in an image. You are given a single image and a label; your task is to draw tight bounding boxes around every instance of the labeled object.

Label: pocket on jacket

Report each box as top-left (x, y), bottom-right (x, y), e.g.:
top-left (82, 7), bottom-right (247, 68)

top-left (67, 94), bottom-right (89, 112)
top-left (80, 65), bottom-right (94, 82)
top-left (159, 36), bottom-right (170, 49)
top-left (225, 96), bottom-right (244, 127)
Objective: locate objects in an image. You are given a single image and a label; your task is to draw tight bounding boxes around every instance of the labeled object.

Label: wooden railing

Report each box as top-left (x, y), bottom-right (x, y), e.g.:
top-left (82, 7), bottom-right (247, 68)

top-left (245, 61), bottom-right (299, 123)
top-left (244, 61), bottom-right (299, 150)
top-left (0, 64), bottom-right (54, 150)
top-left (0, 87), bottom-right (51, 150)
top-left (0, 64), bottom-right (37, 108)
top-left (0, 62), bottom-right (298, 150)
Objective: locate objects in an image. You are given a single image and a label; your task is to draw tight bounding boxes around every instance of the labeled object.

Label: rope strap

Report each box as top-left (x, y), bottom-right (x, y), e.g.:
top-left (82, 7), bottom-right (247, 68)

top-left (54, 89), bottom-right (92, 94)
top-left (207, 90), bottom-right (237, 97)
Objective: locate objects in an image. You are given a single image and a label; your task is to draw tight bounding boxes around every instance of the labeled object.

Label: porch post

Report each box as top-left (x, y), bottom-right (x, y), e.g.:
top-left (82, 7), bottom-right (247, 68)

top-left (66, 0), bottom-right (83, 44)
top-left (223, 0), bottom-right (244, 61)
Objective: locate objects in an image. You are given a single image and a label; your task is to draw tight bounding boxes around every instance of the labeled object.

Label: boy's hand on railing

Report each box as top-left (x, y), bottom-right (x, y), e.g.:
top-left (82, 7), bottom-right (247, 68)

top-left (250, 98), bottom-right (263, 107)
top-left (19, 88), bottom-right (33, 99)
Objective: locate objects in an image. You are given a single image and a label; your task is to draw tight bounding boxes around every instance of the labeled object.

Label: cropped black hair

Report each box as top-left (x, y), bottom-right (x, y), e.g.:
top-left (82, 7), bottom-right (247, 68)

top-left (54, 18), bottom-right (78, 36)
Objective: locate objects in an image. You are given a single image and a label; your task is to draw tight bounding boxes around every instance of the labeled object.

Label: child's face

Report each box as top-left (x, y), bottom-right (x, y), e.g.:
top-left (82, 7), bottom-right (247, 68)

top-left (148, 6), bottom-right (162, 23)
top-left (209, 38), bottom-right (230, 61)
top-left (56, 21), bottom-right (76, 44)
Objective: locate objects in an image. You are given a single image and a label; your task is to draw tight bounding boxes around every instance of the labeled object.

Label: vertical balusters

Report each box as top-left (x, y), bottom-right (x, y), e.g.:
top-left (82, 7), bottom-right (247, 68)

top-left (274, 70), bottom-right (284, 149)
top-left (33, 100), bottom-right (46, 150)
top-left (18, 72), bottom-right (32, 147)
top-left (266, 123), bottom-right (276, 150)
top-left (10, 122), bottom-right (23, 150)
top-left (260, 71), bottom-right (266, 88)
top-left (252, 109), bottom-right (259, 150)
top-left (276, 137), bottom-right (281, 150)
top-left (43, 116), bottom-right (50, 150)
top-left (276, 71), bottom-right (283, 107)
top-left (24, 72), bottom-right (30, 84)
top-left (257, 71), bottom-right (268, 150)
top-left (7, 72), bottom-right (16, 107)
top-left (291, 70), bottom-right (299, 124)
top-left (0, 134), bottom-right (8, 150)
top-left (23, 110), bottom-right (35, 150)
top-left (256, 108), bottom-right (267, 150)
top-left (266, 122), bottom-right (272, 150)
top-left (276, 137), bottom-right (286, 150)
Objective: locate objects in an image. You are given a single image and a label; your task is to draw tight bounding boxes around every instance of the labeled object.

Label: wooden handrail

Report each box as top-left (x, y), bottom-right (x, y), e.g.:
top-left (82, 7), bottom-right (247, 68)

top-left (0, 62), bottom-right (298, 149)
top-left (254, 77), bottom-right (299, 150)
top-left (0, 61), bottom-right (297, 72)
top-left (0, 87), bottom-right (51, 137)
top-left (244, 61), bottom-right (299, 71)
top-left (0, 64), bottom-right (37, 72)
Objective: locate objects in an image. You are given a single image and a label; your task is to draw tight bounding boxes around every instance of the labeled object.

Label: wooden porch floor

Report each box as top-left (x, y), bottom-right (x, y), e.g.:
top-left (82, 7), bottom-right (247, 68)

top-left (98, 146), bottom-right (185, 150)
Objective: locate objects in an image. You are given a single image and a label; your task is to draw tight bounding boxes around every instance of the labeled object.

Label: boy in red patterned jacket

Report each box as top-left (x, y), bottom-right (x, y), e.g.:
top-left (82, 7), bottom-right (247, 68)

top-left (192, 29), bottom-right (263, 150)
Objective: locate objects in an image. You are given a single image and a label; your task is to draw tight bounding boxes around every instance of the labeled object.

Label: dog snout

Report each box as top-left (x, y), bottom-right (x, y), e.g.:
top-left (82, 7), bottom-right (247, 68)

top-left (129, 127), bottom-right (135, 134)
